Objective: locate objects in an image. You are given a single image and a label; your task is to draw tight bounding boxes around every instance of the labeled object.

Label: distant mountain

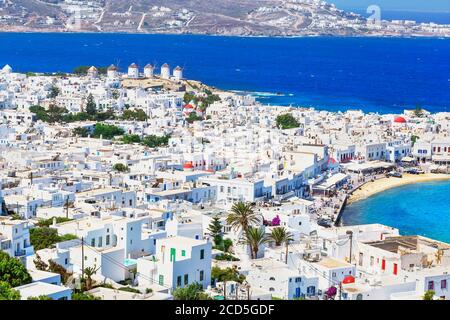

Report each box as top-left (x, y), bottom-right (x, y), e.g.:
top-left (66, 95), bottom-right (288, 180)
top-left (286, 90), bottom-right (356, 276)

top-left (0, 0), bottom-right (448, 37)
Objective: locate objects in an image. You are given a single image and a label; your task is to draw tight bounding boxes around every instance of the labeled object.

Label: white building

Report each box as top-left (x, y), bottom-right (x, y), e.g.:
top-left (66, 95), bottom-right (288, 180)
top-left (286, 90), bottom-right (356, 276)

top-left (137, 236), bottom-right (212, 290)
top-left (128, 63), bottom-right (139, 79)
top-left (161, 63), bottom-right (170, 80)
top-left (144, 64), bottom-right (154, 78)
top-left (173, 66), bottom-right (183, 81)
top-left (0, 216), bottom-right (34, 260)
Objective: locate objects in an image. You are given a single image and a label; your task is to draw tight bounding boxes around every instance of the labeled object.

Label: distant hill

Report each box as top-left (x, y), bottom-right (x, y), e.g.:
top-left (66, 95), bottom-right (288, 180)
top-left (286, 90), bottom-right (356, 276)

top-left (0, 0), bottom-right (448, 37)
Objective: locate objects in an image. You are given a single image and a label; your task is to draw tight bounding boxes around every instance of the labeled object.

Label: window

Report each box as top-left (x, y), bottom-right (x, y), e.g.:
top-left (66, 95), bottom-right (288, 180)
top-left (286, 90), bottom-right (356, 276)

top-left (177, 276), bottom-right (182, 287)
top-left (200, 249), bottom-right (205, 260)
top-left (200, 270), bottom-right (204, 281)
top-left (359, 252), bottom-right (363, 266)
top-left (428, 281), bottom-right (434, 290)
top-left (159, 275), bottom-right (164, 286)
top-left (269, 277), bottom-right (275, 281)
top-left (441, 280), bottom-right (447, 289)
top-left (91, 239), bottom-right (95, 246)
top-left (106, 235), bottom-right (110, 246)
top-left (98, 237), bottom-right (102, 247)
top-left (65, 258), bottom-right (68, 265)
top-left (184, 274), bottom-right (189, 285)
top-left (181, 250), bottom-right (186, 257)
top-left (370, 256), bottom-right (374, 266)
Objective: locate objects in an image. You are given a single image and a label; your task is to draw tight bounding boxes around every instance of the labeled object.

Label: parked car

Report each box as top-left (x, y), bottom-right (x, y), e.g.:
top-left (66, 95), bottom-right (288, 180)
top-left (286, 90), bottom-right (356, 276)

top-left (387, 171), bottom-right (403, 178)
top-left (405, 168), bottom-right (420, 175)
top-left (317, 218), bottom-right (333, 228)
top-left (405, 168), bottom-right (425, 175)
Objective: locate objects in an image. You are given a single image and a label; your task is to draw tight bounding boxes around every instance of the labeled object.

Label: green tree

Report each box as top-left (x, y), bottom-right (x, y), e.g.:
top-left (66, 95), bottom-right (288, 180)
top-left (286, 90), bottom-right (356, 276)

top-left (113, 163), bottom-right (129, 173)
top-left (27, 295), bottom-right (53, 300)
top-left (0, 251), bottom-right (32, 287)
top-left (208, 215), bottom-right (223, 247)
top-left (72, 127), bottom-right (89, 138)
top-left (73, 66), bottom-right (90, 75)
top-left (122, 134), bottom-right (142, 144)
top-left (30, 227), bottom-right (61, 251)
top-left (46, 104), bottom-right (68, 123)
top-left (118, 287), bottom-right (141, 293)
top-left (85, 94), bottom-right (97, 116)
top-left (411, 135), bottom-right (419, 147)
top-left (173, 282), bottom-right (210, 300)
top-left (186, 112), bottom-right (203, 124)
top-left (423, 290), bottom-right (435, 300)
top-left (0, 281), bottom-right (21, 300)
top-left (269, 227), bottom-right (294, 264)
top-left (239, 227), bottom-right (269, 259)
top-left (122, 109), bottom-right (148, 121)
top-left (276, 113), bottom-right (300, 129)
top-left (36, 217), bottom-right (73, 228)
top-left (30, 227), bottom-right (77, 251)
top-left (222, 238), bottom-right (233, 253)
top-left (48, 85), bottom-right (60, 99)
top-left (141, 134), bottom-right (170, 148)
top-left (183, 92), bottom-right (196, 104)
top-left (414, 105), bottom-right (424, 118)
top-left (226, 202), bottom-right (260, 233)
top-left (211, 266), bottom-right (245, 284)
top-left (92, 123), bottom-right (124, 139)
top-left (72, 292), bottom-right (101, 300)
top-left (29, 105), bottom-right (49, 122)
top-left (83, 265), bottom-right (99, 291)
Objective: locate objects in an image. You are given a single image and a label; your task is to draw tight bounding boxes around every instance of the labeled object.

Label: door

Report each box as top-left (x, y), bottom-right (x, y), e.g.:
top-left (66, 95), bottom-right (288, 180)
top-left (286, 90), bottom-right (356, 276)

top-left (295, 287), bottom-right (301, 298)
top-left (381, 259), bottom-right (386, 271)
top-left (393, 263), bottom-right (398, 275)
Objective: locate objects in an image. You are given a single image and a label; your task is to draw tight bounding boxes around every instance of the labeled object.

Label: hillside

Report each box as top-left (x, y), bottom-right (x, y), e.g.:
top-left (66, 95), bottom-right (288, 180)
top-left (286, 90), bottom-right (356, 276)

top-left (0, 0), bottom-right (448, 37)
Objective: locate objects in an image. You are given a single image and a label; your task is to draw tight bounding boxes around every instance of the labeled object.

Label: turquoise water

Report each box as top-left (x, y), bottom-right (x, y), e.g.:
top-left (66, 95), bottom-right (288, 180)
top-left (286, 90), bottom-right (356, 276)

top-left (342, 180), bottom-right (450, 243)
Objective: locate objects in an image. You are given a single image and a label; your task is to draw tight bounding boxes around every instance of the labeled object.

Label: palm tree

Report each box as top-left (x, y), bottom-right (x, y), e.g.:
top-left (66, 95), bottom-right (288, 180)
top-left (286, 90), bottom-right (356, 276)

top-left (227, 202), bottom-right (260, 233)
top-left (83, 265), bottom-right (99, 291)
top-left (269, 227), bottom-right (294, 264)
top-left (239, 227), bottom-right (269, 259)
top-left (435, 249), bottom-right (444, 265)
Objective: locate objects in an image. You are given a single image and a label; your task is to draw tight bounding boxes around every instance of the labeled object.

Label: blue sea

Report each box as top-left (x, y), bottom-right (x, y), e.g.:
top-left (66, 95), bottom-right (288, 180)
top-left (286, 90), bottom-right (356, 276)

top-left (0, 33), bottom-right (449, 114)
top-left (342, 180), bottom-right (450, 243)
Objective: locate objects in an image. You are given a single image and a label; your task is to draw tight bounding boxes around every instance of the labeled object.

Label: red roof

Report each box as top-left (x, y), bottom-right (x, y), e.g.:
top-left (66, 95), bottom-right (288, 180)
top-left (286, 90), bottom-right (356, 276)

top-left (183, 162), bottom-right (193, 169)
top-left (342, 275), bottom-right (355, 284)
top-left (328, 157), bottom-right (338, 165)
top-left (394, 116), bottom-right (406, 123)
top-left (184, 104), bottom-right (194, 109)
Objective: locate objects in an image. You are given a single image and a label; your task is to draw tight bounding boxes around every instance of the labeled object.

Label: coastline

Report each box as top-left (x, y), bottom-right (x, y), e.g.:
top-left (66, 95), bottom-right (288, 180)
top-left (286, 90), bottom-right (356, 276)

top-left (0, 30), bottom-right (448, 40)
top-left (347, 173), bottom-right (450, 205)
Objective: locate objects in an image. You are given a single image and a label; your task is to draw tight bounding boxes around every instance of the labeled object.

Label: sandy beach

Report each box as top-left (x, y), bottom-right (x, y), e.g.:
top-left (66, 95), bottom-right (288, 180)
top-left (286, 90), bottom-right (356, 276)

top-left (348, 173), bottom-right (450, 204)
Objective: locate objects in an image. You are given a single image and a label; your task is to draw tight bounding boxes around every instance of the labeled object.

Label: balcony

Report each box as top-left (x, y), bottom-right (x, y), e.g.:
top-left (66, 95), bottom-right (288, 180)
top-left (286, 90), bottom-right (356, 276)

top-left (14, 249), bottom-right (26, 257)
